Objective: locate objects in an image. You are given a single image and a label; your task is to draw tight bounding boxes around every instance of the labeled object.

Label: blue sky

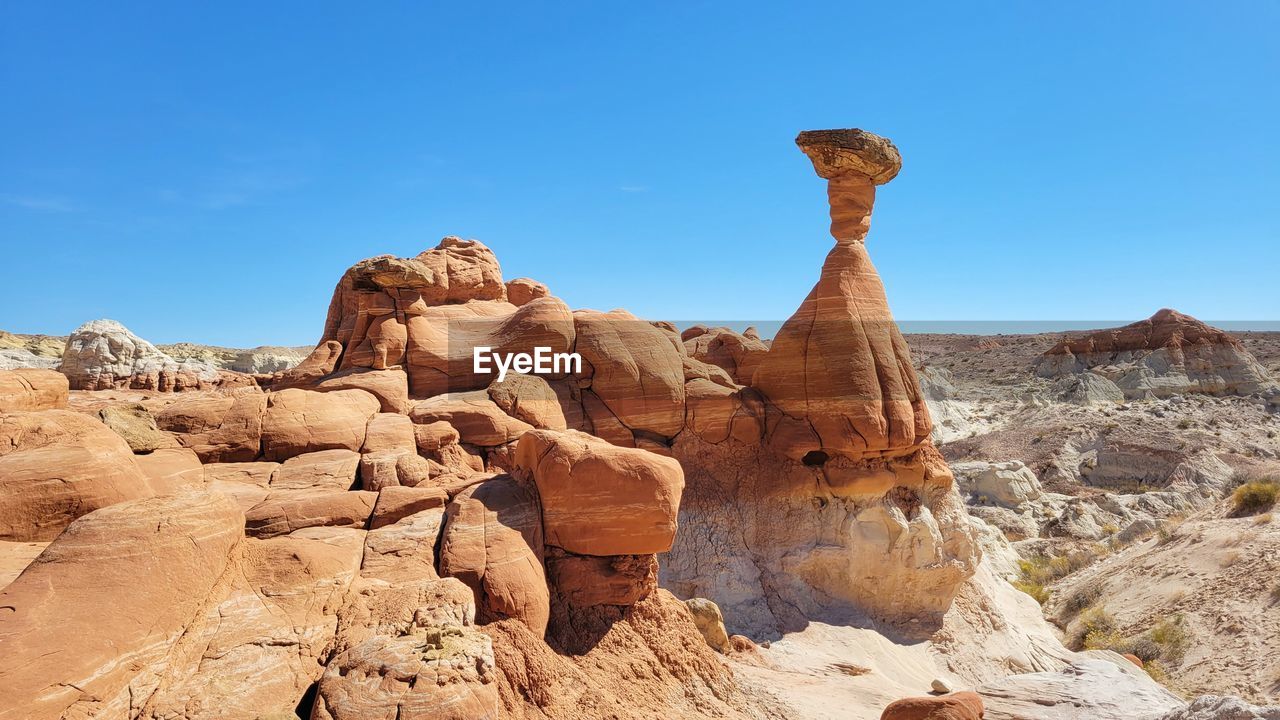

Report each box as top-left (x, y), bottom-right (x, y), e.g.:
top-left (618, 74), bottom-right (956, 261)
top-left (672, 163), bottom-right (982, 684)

top-left (1, 2), bottom-right (1276, 346)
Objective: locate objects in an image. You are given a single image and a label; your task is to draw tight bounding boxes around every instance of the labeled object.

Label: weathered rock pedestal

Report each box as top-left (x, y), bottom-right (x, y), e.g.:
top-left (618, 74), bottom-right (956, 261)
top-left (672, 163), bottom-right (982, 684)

top-left (664, 129), bottom-right (978, 636)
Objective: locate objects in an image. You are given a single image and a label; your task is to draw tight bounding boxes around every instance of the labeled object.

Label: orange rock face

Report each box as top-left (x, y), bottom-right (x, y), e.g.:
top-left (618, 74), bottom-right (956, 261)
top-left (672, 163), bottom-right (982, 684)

top-left (0, 410), bottom-right (155, 541)
top-left (515, 429), bottom-right (683, 556)
top-left (0, 368), bottom-right (68, 413)
top-left (0, 492), bottom-right (243, 719)
top-left (439, 475), bottom-right (549, 636)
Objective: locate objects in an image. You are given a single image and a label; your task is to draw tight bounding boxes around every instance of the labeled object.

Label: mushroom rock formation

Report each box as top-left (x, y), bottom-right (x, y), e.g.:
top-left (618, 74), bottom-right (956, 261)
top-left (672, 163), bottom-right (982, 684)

top-left (753, 129), bottom-right (929, 461)
top-left (662, 129), bottom-right (978, 635)
top-left (0, 410), bottom-right (157, 541)
top-left (1036, 308), bottom-right (1277, 398)
top-left (0, 368), bottom-right (68, 413)
top-left (58, 318), bottom-right (248, 391)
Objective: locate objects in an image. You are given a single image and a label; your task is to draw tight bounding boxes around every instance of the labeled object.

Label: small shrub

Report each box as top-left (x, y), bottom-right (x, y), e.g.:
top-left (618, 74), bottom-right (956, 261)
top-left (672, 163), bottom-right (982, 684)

top-left (1013, 579), bottom-right (1050, 605)
top-left (1177, 419), bottom-right (1193, 430)
top-left (1147, 615), bottom-right (1191, 665)
top-left (1063, 584), bottom-right (1104, 616)
top-left (1255, 513), bottom-right (1273, 526)
top-left (1232, 480), bottom-right (1280, 516)
top-left (1101, 523), bottom-right (1120, 536)
top-left (1144, 659), bottom-right (1170, 684)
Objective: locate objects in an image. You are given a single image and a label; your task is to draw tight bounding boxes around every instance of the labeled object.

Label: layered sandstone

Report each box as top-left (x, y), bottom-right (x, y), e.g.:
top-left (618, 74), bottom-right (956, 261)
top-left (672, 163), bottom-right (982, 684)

top-left (1036, 309), bottom-right (1276, 398)
top-left (59, 319), bottom-right (248, 391)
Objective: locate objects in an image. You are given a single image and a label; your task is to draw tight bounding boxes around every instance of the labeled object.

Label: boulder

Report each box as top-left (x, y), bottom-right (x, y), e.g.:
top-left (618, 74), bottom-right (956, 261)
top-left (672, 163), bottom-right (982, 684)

top-left (361, 506), bottom-right (446, 582)
top-left (683, 326), bottom-right (769, 386)
top-left (312, 625), bottom-right (499, 720)
top-left (244, 491), bottom-right (376, 538)
top-left (505, 277), bottom-right (550, 306)
top-left (684, 597), bottom-right (731, 652)
top-left (97, 402), bottom-right (175, 453)
top-left (487, 372), bottom-right (568, 430)
top-left (573, 308), bottom-right (686, 438)
top-left (362, 411), bottom-right (417, 453)
top-left (439, 475), bottom-right (549, 635)
top-left (951, 460), bottom-right (1044, 509)
top-left (0, 368), bottom-right (68, 412)
top-left (0, 410), bottom-right (155, 541)
top-left (0, 491), bottom-right (242, 719)
top-left (370, 485), bottom-right (448, 529)
top-left (515, 429), bottom-right (682, 555)
top-left (260, 388), bottom-right (380, 461)
top-left (155, 388), bottom-right (268, 463)
top-left (410, 390), bottom-right (533, 447)
top-left (880, 691), bottom-right (984, 720)
top-left (314, 367), bottom-right (410, 414)
top-left (359, 450), bottom-right (431, 491)
top-left (271, 449), bottom-right (361, 491)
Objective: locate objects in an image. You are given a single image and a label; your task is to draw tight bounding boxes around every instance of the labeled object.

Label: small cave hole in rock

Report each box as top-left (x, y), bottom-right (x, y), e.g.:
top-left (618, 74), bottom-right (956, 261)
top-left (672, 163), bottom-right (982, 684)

top-left (294, 681), bottom-right (319, 719)
top-left (802, 450), bottom-right (829, 467)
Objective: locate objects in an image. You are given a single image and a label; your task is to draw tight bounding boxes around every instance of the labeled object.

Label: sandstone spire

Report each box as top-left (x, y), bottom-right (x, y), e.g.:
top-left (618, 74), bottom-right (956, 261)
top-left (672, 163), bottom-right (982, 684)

top-left (752, 129), bottom-right (930, 461)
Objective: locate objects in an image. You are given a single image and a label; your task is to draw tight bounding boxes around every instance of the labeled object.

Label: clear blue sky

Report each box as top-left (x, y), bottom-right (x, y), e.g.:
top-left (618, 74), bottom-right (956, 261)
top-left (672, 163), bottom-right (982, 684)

top-left (2, 2), bottom-right (1276, 346)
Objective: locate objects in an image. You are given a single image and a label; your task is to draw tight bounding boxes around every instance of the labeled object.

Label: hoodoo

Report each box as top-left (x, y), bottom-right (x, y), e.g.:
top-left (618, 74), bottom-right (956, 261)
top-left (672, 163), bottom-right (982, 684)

top-left (663, 129), bottom-right (980, 634)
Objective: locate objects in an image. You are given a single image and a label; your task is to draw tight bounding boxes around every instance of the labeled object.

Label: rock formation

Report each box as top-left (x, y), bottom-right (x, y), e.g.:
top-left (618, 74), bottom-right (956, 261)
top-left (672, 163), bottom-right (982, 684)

top-left (663, 129), bottom-right (978, 634)
top-left (59, 319), bottom-right (247, 391)
top-left (1037, 309), bottom-right (1277, 399)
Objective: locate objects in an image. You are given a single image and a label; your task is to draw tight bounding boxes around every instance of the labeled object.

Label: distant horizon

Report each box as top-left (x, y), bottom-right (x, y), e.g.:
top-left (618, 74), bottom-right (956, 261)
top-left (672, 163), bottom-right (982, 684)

top-left (5, 316), bottom-right (1280, 351)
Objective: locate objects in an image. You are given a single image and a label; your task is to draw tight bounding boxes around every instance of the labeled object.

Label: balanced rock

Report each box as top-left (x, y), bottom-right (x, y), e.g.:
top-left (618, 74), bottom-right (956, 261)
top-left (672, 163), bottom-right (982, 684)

top-left (752, 129), bottom-right (930, 461)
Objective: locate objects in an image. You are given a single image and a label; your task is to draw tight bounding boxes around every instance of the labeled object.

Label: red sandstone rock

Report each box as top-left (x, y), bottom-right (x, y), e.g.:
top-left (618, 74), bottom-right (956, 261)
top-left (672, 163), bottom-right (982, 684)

top-left (880, 691), bottom-right (984, 720)
top-left (362, 411), bottom-right (417, 452)
top-left (359, 449), bottom-right (431, 490)
top-left (506, 277), bottom-right (550, 306)
top-left (514, 429), bottom-right (683, 555)
top-left (134, 447), bottom-right (204, 494)
top-left (314, 367), bottom-right (410, 414)
top-left (370, 485), bottom-right (448, 529)
top-left (260, 387), bottom-right (380, 461)
top-left (0, 410), bottom-right (155, 541)
top-left (752, 129), bottom-right (929, 461)
top-left (410, 390), bottom-right (534, 447)
top-left (574, 309), bottom-right (686, 439)
top-left (271, 448), bottom-right (361, 491)
top-left (487, 372), bottom-right (568, 430)
top-left (0, 368), bottom-right (68, 412)
top-left (546, 550), bottom-right (657, 608)
top-left (0, 491), bottom-right (243, 719)
top-left (439, 475), bottom-right (549, 636)
top-left (155, 388), bottom-right (268, 462)
top-left (684, 326), bottom-right (770, 386)
top-left (244, 490), bottom-right (376, 538)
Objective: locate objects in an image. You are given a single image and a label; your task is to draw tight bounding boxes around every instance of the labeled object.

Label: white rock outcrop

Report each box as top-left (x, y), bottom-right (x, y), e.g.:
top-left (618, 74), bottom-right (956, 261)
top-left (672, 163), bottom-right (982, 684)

top-left (59, 319), bottom-right (223, 391)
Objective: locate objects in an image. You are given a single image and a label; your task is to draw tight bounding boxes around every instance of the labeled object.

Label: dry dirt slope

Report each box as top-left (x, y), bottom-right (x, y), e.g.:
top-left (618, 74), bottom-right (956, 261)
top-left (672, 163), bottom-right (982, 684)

top-left (1047, 493), bottom-right (1280, 703)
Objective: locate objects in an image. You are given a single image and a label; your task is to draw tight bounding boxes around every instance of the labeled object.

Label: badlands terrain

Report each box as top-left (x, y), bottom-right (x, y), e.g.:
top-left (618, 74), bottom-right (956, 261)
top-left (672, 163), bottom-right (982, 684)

top-left (1, 129), bottom-right (1278, 720)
